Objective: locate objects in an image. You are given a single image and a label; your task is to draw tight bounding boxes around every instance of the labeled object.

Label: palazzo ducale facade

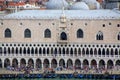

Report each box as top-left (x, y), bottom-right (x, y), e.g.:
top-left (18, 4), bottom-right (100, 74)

top-left (0, 9), bottom-right (120, 70)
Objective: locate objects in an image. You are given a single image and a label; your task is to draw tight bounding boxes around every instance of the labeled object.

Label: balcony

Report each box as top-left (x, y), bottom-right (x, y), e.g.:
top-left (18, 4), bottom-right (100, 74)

top-left (57, 32), bottom-right (68, 43)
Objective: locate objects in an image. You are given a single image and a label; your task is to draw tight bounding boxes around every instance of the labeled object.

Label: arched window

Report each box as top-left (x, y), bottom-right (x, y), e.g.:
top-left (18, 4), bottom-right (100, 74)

top-left (77, 29), bottom-right (83, 38)
top-left (44, 29), bottom-right (51, 38)
top-left (96, 31), bottom-right (103, 40)
top-left (0, 47), bottom-right (2, 54)
top-left (24, 29), bottom-right (31, 38)
top-left (118, 32), bottom-right (120, 40)
top-left (4, 28), bottom-right (11, 38)
top-left (60, 32), bottom-right (67, 40)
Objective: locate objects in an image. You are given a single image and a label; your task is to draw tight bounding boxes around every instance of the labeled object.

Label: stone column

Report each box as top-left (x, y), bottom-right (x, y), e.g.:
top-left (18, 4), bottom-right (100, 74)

top-left (18, 61), bottom-right (20, 68)
top-left (113, 60), bottom-right (115, 69)
top-left (41, 48), bottom-right (43, 57)
top-left (105, 64), bottom-right (107, 69)
top-left (10, 59), bottom-right (12, 66)
top-left (57, 62), bottom-right (59, 68)
top-left (42, 63), bottom-right (44, 70)
top-left (65, 63), bottom-right (67, 68)
top-left (89, 64), bottom-right (91, 68)
top-left (34, 59), bottom-right (36, 69)
top-left (81, 63), bottom-right (83, 69)
top-left (73, 62), bottom-right (75, 70)
top-left (81, 51), bottom-right (82, 57)
top-left (2, 59), bottom-right (4, 68)
top-left (26, 59), bottom-right (28, 67)
top-left (50, 63), bottom-right (51, 68)
top-left (97, 64), bottom-right (99, 69)
top-left (41, 59), bottom-right (43, 70)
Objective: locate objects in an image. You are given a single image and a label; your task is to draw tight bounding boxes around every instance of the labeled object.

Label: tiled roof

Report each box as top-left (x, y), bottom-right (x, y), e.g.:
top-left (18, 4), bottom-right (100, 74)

top-left (2, 9), bottom-right (120, 20)
top-left (8, 2), bottom-right (25, 6)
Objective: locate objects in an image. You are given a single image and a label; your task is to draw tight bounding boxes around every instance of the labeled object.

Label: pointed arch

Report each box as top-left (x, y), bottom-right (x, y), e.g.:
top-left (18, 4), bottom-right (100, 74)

top-left (78, 48), bottom-right (81, 56)
top-left (20, 58), bottom-right (26, 67)
top-left (12, 47), bottom-right (14, 54)
top-left (99, 59), bottom-right (105, 69)
top-left (47, 48), bottom-right (49, 54)
top-left (115, 48), bottom-right (118, 55)
top-left (51, 48), bottom-right (53, 55)
top-left (90, 48), bottom-right (93, 55)
top-left (36, 59), bottom-right (42, 69)
top-left (59, 59), bottom-right (65, 68)
top-left (107, 60), bottom-right (113, 69)
top-left (106, 48), bottom-right (109, 55)
top-left (98, 48), bottom-right (101, 55)
top-left (31, 47), bottom-right (34, 54)
top-left (83, 59), bottom-right (89, 68)
top-left (70, 48), bottom-right (73, 56)
top-left (86, 48), bottom-right (89, 55)
top-left (44, 29), bottom-right (51, 38)
top-left (77, 29), bottom-right (83, 38)
top-left (67, 59), bottom-right (73, 68)
top-left (39, 48), bottom-right (42, 54)
top-left (43, 48), bottom-right (46, 54)
top-left (20, 47), bottom-right (22, 54)
top-left (102, 48), bottom-right (105, 55)
top-left (75, 59), bottom-right (81, 69)
top-left (117, 32), bottom-right (120, 40)
top-left (4, 28), bottom-right (11, 38)
top-left (115, 60), bottom-right (120, 66)
top-left (51, 59), bottom-right (57, 68)
top-left (74, 48), bottom-right (77, 56)
top-left (35, 47), bottom-right (38, 54)
top-left (4, 47), bottom-right (6, 54)
top-left (96, 31), bottom-right (103, 40)
top-left (4, 58), bottom-right (10, 68)
top-left (82, 48), bottom-right (85, 55)
top-left (0, 47), bottom-right (2, 54)
top-left (23, 47), bottom-right (26, 54)
top-left (66, 48), bottom-right (69, 55)
top-left (8, 47), bottom-right (10, 54)
top-left (0, 59), bottom-right (2, 68)
top-left (12, 58), bottom-right (18, 68)
top-left (111, 48), bottom-right (114, 56)
top-left (60, 32), bottom-right (67, 40)
top-left (28, 58), bottom-right (34, 68)
top-left (27, 47), bottom-right (30, 54)
top-left (43, 59), bottom-right (49, 68)
top-left (15, 47), bottom-right (18, 54)
top-left (62, 48), bottom-right (65, 55)
top-left (94, 48), bottom-right (97, 55)
top-left (54, 48), bottom-right (57, 55)
top-left (24, 29), bottom-right (31, 38)
top-left (59, 48), bottom-right (61, 54)
top-left (91, 59), bottom-right (97, 68)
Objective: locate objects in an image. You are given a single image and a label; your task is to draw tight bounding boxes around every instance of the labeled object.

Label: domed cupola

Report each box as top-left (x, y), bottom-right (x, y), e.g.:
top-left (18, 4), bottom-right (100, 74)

top-left (82, 0), bottom-right (100, 9)
top-left (46, 0), bottom-right (69, 9)
top-left (70, 2), bottom-right (89, 10)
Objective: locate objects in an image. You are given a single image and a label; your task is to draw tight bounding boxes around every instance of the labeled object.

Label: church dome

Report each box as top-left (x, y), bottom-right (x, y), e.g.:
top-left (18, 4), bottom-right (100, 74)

top-left (96, 1), bottom-right (101, 9)
top-left (82, 0), bottom-right (100, 9)
top-left (70, 2), bottom-right (89, 10)
top-left (46, 0), bottom-right (69, 9)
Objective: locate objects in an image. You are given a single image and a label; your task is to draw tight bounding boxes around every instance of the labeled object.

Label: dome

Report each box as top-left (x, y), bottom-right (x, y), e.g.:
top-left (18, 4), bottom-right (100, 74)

top-left (46, 0), bottom-right (69, 9)
top-left (82, 0), bottom-right (100, 9)
top-left (70, 2), bottom-right (89, 10)
top-left (96, 1), bottom-right (101, 9)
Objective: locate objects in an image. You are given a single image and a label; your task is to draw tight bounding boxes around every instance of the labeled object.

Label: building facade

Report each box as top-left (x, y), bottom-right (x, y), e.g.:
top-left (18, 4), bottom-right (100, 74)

top-left (0, 9), bottom-right (120, 70)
